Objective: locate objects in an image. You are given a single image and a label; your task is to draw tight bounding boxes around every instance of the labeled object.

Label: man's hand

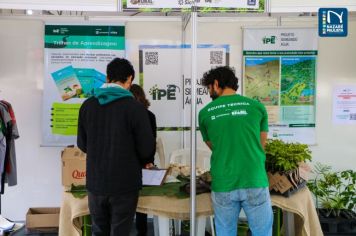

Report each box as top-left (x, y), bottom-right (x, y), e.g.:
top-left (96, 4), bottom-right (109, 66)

top-left (260, 132), bottom-right (268, 150)
top-left (144, 163), bottom-right (155, 169)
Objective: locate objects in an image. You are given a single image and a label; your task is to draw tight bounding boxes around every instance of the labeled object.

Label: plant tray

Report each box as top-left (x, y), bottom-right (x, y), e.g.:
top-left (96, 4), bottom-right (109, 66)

top-left (270, 179), bottom-right (307, 198)
top-left (318, 209), bottom-right (356, 235)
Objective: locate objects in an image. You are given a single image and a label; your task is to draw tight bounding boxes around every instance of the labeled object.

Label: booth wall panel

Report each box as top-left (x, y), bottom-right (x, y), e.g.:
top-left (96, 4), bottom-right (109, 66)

top-left (0, 17), bottom-right (355, 220)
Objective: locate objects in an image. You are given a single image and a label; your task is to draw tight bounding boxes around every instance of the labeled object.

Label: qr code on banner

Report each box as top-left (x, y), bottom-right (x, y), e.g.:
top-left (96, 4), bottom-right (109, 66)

top-left (210, 51), bottom-right (223, 65)
top-left (145, 52), bottom-right (158, 65)
top-left (350, 113), bottom-right (356, 120)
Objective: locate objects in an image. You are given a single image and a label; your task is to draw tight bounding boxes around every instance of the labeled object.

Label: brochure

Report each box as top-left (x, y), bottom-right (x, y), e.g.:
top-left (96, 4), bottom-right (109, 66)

top-left (51, 65), bottom-right (83, 101)
top-left (74, 68), bottom-right (96, 95)
top-left (93, 70), bottom-right (106, 89)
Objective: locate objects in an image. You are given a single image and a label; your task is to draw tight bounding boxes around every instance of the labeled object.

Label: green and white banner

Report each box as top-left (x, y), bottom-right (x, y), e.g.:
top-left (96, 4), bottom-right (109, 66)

top-left (128, 0), bottom-right (259, 9)
top-left (243, 28), bottom-right (317, 145)
top-left (42, 24), bottom-right (125, 146)
top-left (139, 44), bottom-right (229, 135)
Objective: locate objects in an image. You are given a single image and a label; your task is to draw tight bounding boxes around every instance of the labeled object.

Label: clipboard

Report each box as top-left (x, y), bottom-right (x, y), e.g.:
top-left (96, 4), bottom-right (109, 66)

top-left (142, 168), bottom-right (170, 186)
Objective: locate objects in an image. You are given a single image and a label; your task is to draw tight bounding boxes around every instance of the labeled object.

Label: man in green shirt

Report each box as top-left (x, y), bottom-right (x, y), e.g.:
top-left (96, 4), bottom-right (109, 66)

top-left (199, 66), bottom-right (273, 236)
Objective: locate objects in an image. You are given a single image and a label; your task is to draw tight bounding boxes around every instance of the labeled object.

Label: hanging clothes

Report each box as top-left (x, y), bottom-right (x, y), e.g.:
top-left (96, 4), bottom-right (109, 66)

top-left (0, 101), bottom-right (19, 194)
top-left (0, 116), bottom-right (6, 194)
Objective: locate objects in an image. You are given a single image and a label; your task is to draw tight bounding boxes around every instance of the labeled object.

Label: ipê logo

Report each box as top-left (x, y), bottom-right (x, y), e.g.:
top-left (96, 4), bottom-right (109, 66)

top-left (262, 36), bottom-right (276, 44)
top-left (72, 170), bottom-right (86, 179)
top-left (149, 84), bottom-right (180, 100)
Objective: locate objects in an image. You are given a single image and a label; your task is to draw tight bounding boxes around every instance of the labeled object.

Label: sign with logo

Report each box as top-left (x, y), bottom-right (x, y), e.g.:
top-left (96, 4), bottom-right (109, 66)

top-left (128, 0), bottom-right (259, 9)
top-left (319, 8), bottom-right (348, 37)
top-left (244, 28), bottom-right (317, 53)
top-left (139, 44), bottom-right (229, 130)
top-left (243, 28), bottom-right (318, 145)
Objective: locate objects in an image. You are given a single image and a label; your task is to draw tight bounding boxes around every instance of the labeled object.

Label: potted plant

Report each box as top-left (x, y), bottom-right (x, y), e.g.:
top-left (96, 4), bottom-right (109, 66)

top-left (264, 139), bottom-right (312, 197)
top-left (307, 162), bottom-right (356, 235)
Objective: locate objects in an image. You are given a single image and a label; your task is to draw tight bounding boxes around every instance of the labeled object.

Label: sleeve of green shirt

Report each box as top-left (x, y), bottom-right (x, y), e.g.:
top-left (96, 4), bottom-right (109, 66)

top-left (260, 104), bottom-right (269, 132)
top-left (198, 111), bottom-right (209, 141)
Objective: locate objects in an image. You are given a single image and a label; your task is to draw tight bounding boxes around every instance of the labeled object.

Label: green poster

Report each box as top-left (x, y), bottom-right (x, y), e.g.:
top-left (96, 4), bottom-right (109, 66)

top-left (43, 24), bottom-right (125, 146)
top-left (51, 103), bottom-right (81, 135)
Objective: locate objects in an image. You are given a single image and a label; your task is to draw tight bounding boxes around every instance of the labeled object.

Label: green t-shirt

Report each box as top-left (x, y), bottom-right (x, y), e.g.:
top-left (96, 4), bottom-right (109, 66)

top-left (198, 94), bottom-right (269, 192)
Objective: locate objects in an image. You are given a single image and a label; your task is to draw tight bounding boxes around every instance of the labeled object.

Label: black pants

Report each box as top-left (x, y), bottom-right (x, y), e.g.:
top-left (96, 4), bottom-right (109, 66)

top-left (88, 190), bottom-right (139, 236)
top-left (135, 212), bottom-right (147, 236)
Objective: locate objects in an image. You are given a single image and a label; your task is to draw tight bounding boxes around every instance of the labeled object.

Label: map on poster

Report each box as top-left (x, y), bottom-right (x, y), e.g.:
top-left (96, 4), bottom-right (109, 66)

top-left (42, 24), bottom-right (125, 146)
top-left (243, 28), bottom-right (318, 144)
top-left (139, 44), bottom-right (229, 131)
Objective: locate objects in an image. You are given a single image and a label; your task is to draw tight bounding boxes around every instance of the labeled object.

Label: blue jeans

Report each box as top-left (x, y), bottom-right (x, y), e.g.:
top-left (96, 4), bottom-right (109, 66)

top-left (211, 187), bottom-right (273, 236)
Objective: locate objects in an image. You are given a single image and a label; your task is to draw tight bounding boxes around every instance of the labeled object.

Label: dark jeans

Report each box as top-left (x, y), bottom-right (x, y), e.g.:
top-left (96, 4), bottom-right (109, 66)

top-left (135, 212), bottom-right (147, 236)
top-left (88, 190), bottom-right (139, 236)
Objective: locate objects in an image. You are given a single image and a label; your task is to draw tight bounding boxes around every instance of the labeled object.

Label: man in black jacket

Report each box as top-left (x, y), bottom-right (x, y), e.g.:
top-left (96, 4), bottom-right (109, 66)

top-left (77, 58), bottom-right (155, 236)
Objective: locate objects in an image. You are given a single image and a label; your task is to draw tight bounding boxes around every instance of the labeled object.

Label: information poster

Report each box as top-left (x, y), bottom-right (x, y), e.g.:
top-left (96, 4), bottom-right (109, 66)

top-left (243, 28), bottom-right (318, 144)
top-left (139, 44), bottom-right (229, 134)
top-left (42, 24), bottom-right (125, 146)
top-left (333, 86), bottom-right (356, 124)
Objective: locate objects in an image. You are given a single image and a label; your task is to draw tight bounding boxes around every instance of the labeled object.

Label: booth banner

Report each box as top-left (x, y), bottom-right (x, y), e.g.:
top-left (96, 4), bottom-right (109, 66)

top-left (42, 24), bottom-right (125, 146)
top-left (243, 28), bottom-right (317, 144)
top-left (333, 86), bottom-right (356, 125)
top-left (128, 0), bottom-right (259, 9)
top-left (139, 44), bottom-right (229, 130)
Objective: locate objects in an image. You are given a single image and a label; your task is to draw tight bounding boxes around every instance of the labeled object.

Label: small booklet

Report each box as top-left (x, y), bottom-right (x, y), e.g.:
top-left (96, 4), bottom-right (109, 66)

top-left (74, 68), bottom-right (96, 95)
top-left (51, 65), bottom-right (83, 101)
top-left (142, 168), bottom-right (169, 186)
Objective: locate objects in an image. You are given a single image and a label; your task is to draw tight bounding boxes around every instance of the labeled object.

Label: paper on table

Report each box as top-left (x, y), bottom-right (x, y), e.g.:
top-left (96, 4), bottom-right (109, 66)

top-left (142, 169), bottom-right (168, 186)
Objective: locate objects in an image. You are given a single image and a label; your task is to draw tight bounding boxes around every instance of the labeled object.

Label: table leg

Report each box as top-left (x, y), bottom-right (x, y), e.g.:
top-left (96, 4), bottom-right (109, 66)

top-left (197, 217), bottom-right (207, 236)
top-left (173, 219), bottom-right (181, 235)
top-left (158, 216), bottom-right (170, 236)
top-left (283, 211), bottom-right (295, 236)
top-left (153, 216), bottom-right (159, 236)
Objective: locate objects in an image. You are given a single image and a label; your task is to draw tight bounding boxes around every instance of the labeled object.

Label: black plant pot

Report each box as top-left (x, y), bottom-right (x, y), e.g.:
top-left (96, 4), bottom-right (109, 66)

top-left (318, 209), bottom-right (356, 235)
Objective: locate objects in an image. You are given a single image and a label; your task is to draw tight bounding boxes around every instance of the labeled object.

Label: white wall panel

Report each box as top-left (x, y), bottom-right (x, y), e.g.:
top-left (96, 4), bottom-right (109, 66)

top-left (271, 0), bottom-right (356, 12)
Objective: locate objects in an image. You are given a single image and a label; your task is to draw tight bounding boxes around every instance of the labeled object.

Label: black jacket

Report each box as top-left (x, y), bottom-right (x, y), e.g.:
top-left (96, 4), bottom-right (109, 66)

top-left (77, 96), bottom-right (155, 195)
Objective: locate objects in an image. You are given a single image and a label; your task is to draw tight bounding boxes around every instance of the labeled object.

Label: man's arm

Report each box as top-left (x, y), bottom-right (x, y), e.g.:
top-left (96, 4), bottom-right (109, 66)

top-left (77, 105), bottom-right (87, 153)
top-left (132, 105), bottom-right (156, 166)
top-left (260, 131), bottom-right (268, 150)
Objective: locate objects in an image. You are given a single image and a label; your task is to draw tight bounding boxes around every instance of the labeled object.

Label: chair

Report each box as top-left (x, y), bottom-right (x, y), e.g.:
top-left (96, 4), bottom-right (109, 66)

top-left (168, 148), bottom-right (215, 236)
top-left (155, 137), bottom-right (166, 168)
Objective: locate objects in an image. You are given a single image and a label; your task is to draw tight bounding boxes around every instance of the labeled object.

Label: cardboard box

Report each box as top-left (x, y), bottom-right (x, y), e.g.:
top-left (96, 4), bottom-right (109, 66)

top-left (61, 147), bottom-right (86, 186)
top-left (26, 207), bottom-right (60, 229)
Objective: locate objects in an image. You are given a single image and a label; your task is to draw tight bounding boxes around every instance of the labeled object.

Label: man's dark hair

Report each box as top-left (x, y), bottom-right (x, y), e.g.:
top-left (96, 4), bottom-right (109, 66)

top-left (202, 66), bottom-right (239, 91)
top-left (106, 58), bottom-right (135, 83)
